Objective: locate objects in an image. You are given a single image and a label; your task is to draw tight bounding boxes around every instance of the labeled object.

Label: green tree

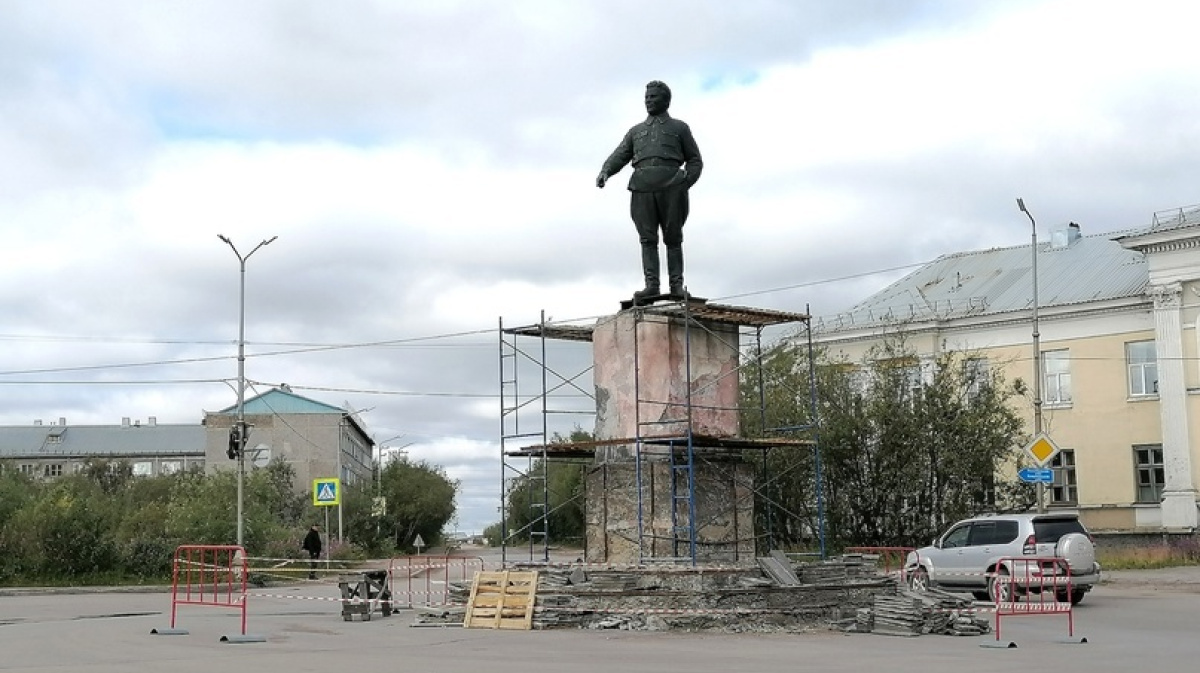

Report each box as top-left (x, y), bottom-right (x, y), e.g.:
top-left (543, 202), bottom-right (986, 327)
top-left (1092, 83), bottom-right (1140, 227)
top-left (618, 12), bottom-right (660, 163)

top-left (496, 428), bottom-right (589, 547)
top-left (79, 458), bottom-right (134, 495)
top-left (165, 459), bottom-right (306, 553)
top-left (0, 465), bottom-right (39, 581)
top-left (342, 456), bottom-right (458, 555)
top-left (740, 332), bottom-right (1027, 550)
top-left (6, 475), bottom-right (120, 578)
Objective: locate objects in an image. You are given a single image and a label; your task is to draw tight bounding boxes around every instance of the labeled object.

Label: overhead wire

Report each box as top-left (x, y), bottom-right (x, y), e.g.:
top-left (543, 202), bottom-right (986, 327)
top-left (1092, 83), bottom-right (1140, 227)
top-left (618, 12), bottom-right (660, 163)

top-left (0, 255), bottom-right (1166, 396)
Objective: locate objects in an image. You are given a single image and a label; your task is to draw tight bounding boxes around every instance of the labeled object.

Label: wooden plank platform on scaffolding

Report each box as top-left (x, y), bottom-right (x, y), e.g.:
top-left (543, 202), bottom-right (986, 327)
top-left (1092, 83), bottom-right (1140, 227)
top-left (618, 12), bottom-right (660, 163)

top-left (501, 301), bottom-right (811, 345)
top-left (463, 570), bottom-right (539, 630)
top-left (505, 433), bottom-right (814, 458)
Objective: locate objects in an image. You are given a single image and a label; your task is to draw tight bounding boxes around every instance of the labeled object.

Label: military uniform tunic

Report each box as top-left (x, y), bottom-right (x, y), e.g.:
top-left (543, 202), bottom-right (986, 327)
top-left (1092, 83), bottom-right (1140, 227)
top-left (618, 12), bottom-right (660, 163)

top-left (600, 113), bottom-right (703, 249)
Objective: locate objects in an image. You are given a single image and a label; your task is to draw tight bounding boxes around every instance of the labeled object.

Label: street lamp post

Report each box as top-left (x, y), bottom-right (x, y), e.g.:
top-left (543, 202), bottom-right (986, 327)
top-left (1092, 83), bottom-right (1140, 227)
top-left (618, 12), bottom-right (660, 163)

top-left (373, 435), bottom-right (411, 541)
top-left (1016, 199), bottom-right (1046, 514)
top-left (219, 234), bottom-right (278, 547)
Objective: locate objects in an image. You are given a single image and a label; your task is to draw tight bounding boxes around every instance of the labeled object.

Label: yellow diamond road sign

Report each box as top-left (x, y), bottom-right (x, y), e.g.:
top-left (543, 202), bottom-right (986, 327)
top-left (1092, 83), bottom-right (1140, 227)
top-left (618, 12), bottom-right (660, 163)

top-left (1024, 433), bottom-right (1061, 466)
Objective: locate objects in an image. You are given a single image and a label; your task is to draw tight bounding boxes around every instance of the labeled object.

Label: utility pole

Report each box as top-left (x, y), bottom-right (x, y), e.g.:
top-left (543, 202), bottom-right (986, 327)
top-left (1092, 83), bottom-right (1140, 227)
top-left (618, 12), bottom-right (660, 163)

top-left (1016, 199), bottom-right (1046, 513)
top-left (218, 234), bottom-right (278, 546)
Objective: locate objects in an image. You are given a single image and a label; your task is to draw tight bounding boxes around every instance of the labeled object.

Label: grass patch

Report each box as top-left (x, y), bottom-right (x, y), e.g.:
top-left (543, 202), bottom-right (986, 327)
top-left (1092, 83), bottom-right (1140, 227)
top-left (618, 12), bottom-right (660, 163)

top-left (1098, 540), bottom-right (1200, 570)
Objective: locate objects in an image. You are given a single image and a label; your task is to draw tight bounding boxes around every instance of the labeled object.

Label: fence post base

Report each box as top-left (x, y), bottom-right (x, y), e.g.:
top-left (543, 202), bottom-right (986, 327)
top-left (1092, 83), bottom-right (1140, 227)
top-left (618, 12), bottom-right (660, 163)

top-left (149, 628), bottom-right (189, 636)
top-left (220, 634), bottom-right (266, 643)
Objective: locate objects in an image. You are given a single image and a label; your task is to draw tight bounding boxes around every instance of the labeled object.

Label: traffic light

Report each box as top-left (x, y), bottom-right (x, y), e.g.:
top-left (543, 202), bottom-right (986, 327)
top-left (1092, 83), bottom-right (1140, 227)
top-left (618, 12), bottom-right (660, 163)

top-left (226, 423), bottom-right (249, 459)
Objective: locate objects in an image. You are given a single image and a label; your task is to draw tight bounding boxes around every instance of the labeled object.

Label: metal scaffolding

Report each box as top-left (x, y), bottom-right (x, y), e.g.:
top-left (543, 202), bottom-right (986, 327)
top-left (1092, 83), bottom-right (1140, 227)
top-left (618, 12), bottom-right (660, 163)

top-left (499, 299), bottom-right (823, 566)
top-left (498, 311), bottom-right (595, 565)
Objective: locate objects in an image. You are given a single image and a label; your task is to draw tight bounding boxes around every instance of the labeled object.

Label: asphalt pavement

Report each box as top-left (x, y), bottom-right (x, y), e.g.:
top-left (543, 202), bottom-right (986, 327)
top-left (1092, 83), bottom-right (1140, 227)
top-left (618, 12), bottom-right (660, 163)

top-left (2, 566), bottom-right (1198, 672)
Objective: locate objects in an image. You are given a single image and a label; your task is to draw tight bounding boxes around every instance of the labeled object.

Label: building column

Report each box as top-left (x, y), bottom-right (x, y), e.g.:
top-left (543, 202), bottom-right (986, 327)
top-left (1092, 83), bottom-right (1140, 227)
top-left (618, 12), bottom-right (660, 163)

top-left (1150, 282), bottom-right (1199, 529)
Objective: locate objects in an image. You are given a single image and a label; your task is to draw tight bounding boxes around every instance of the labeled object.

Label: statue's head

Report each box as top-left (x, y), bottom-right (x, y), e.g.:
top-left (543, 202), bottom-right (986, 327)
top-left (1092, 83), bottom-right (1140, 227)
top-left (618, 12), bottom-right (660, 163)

top-left (644, 80), bottom-right (671, 115)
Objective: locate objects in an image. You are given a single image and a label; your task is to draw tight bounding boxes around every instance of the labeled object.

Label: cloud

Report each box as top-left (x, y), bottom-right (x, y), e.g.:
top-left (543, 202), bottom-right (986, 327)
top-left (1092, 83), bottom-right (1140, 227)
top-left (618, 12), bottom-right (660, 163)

top-left (4, 0), bottom-right (1200, 531)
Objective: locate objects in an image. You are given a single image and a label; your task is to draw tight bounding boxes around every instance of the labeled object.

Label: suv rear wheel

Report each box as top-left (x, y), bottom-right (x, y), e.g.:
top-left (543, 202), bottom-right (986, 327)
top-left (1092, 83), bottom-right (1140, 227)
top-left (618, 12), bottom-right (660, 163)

top-left (988, 566), bottom-right (1012, 603)
top-left (1056, 587), bottom-right (1087, 605)
top-left (908, 567), bottom-right (930, 592)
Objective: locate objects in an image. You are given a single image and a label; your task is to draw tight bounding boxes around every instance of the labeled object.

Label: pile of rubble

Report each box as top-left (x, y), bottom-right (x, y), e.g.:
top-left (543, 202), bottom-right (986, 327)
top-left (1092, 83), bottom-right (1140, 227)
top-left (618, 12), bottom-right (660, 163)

top-left (412, 553), bottom-right (898, 632)
top-left (409, 580), bottom-right (471, 626)
top-left (844, 586), bottom-right (991, 637)
top-left (408, 553), bottom-right (991, 635)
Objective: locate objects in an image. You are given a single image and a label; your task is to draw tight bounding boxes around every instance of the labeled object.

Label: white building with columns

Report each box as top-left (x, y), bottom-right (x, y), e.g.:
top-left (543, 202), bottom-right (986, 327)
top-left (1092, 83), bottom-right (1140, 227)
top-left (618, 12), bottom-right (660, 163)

top-left (811, 205), bottom-right (1200, 534)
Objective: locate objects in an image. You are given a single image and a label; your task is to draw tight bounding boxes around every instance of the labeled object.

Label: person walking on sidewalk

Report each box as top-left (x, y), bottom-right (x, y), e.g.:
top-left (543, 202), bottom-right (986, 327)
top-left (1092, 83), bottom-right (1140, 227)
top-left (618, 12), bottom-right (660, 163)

top-left (302, 524), bottom-right (323, 580)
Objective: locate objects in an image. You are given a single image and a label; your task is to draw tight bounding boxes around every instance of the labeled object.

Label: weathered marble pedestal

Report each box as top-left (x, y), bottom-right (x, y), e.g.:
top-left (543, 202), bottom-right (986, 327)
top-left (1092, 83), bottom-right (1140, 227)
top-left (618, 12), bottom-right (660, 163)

top-left (585, 308), bottom-right (755, 564)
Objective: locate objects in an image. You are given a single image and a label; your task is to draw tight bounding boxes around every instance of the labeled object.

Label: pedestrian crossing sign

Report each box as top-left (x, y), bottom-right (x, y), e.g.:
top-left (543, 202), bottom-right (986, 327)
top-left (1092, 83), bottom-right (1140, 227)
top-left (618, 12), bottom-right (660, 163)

top-left (312, 478), bottom-right (341, 506)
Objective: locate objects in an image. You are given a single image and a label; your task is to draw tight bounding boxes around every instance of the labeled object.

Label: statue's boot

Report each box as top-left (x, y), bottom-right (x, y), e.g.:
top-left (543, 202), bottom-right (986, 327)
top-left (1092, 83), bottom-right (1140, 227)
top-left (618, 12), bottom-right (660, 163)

top-left (667, 245), bottom-right (686, 296)
top-left (632, 244), bottom-right (661, 303)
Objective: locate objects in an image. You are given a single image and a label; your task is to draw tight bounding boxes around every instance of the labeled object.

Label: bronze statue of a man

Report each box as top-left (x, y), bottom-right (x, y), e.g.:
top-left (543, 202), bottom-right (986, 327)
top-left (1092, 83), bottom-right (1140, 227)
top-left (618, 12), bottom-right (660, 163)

top-left (596, 80), bottom-right (703, 303)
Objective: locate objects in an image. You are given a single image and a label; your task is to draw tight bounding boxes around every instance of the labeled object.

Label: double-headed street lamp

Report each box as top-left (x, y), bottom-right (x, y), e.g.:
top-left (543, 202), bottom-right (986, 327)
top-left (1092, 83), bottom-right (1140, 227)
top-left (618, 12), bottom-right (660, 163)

top-left (1016, 198), bottom-right (1045, 514)
top-left (218, 233), bottom-right (278, 547)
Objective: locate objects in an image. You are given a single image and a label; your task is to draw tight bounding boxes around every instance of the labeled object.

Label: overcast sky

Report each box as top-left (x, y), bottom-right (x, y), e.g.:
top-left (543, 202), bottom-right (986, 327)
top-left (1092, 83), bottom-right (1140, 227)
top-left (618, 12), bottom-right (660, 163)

top-left (3, 0), bottom-right (1199, 534)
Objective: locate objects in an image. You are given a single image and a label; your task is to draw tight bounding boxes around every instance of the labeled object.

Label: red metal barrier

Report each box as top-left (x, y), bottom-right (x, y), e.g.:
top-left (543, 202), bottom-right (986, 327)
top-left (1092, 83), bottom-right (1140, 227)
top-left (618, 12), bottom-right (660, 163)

top-left (170, 545), bottom-right (248, 635)
top-left (845, 546), bottom-right (915, 579)
top-left (990, 556), bottom-right (1074, 641)
top-left (388, 555), bottom-right (484, 606)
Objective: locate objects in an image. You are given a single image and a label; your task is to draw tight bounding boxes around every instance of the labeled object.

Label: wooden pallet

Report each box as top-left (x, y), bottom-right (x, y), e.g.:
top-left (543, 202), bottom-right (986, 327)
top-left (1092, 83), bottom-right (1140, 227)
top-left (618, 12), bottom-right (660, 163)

top-left (463, 570), bottom-right (538, 630)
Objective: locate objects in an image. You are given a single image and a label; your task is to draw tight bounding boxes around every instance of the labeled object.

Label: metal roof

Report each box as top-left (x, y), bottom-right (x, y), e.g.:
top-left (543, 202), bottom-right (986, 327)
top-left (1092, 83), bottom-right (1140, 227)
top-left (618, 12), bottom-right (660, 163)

top-left (211, 386), bottom-right (374, 444)
top-left (815, 230), bottom-right (1150, 334)
top-left (0, 424), bottom-right (205, 459)
top-left (216, 387), bottom-right (347, 415)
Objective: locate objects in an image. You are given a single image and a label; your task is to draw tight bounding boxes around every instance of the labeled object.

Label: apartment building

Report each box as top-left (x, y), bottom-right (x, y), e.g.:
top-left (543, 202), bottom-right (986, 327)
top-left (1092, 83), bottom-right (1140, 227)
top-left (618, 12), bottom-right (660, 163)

top-left (203, 385), bottom-right (374, 489)
top-left (812, 206), bottom-right (1200, 533)
top-left (0, 387), bottom-right (374, 493)
top-left (0, 416), bottom-right (205, 478)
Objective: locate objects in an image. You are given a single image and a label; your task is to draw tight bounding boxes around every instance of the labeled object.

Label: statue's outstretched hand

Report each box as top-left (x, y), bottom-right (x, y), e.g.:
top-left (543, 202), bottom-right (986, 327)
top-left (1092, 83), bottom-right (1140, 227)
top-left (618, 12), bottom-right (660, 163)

top-left (595, 172), bottom-right (607, 188)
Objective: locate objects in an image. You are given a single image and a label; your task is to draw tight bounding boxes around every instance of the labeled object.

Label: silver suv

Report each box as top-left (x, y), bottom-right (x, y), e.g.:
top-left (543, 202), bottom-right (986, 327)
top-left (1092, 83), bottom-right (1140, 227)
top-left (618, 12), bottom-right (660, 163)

top-left (904, 513), bottom-right (1101, 605)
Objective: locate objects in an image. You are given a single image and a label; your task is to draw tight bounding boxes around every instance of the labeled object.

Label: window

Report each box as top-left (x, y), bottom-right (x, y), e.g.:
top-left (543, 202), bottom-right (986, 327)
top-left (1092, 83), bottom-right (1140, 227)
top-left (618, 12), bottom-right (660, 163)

top-left (1133, 444), bottom-right (1165, 503)
top-left (1032, 516), bottom-right (1087, 543)
top-left (1042, 350), bottom-right (1072, 404)
top-left (1050, 449), bottom-right (1077, 505)
top-left (19, 464), bottom-right (35, 476)
top-left (902, 365), bottom-right (926, 406)
top-left (1126, 341), bottom-right (1158, 397)
top-left (43, 463), bottom-right (63, 478)
top-left (940, 524), bottom-right (971, 549)
top-left (973, 471), bottom-right (997, 507)
top-left (845, 367), bottom-right (869, 394)
top-left (161, 460), bottom-right (182, 475)
top-left (992, 520), bottom-right (1019, 544)
top-left (47, 435), bottom-right (63, 444)
top-left (964, 357), bottom-right (990, 401)
top-left (968, 520), bottom-right (1019, 546)
top-left (967, 521), bottom-right (996, 546)
top-left (132, 461), bottom-right (153, 477)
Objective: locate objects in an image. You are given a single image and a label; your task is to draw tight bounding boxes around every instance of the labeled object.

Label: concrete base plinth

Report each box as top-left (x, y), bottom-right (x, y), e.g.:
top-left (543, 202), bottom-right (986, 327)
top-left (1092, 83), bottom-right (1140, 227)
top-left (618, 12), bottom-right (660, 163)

top-left (584, 459), bottom-right (755, 564)
top-left (592, 310), bottom-right (739, 460)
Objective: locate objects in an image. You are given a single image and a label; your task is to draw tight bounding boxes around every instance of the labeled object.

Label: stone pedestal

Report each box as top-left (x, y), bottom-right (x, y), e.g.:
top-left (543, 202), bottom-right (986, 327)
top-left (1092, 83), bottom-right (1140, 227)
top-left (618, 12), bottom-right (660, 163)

top-left (593, 310), bottom-right (740, 457)
top-left (586, 308), bottom-right (752, 564)
top-left (584, 459), bottom-right (755, 564)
